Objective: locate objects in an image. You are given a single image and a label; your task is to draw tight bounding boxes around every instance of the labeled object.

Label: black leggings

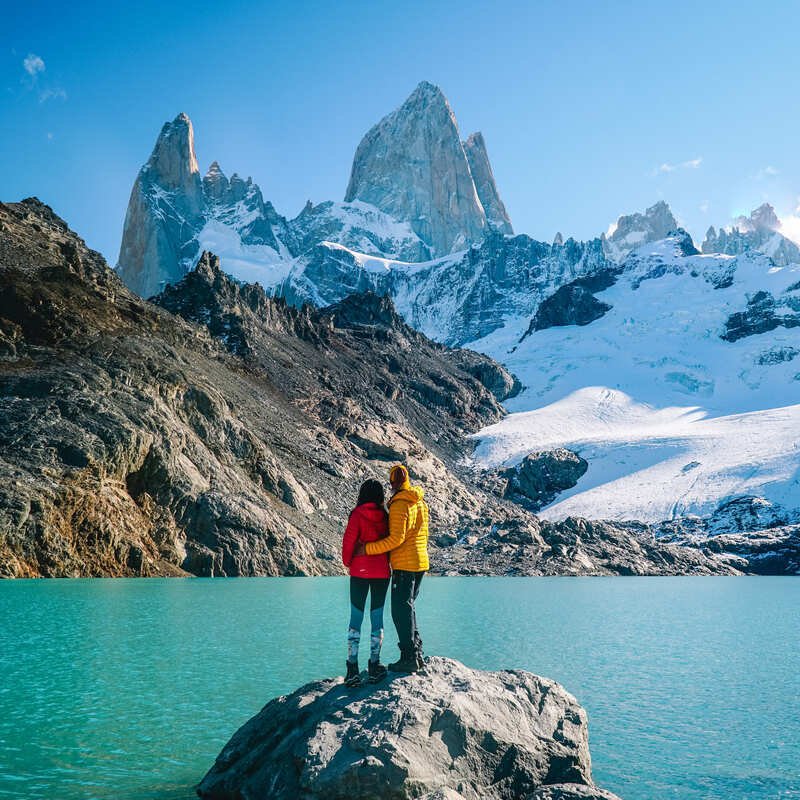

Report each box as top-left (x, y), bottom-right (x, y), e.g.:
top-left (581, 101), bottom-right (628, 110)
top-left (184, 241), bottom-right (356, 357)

top-left (348, 577), bottom-right (390, 662)
top-left (391, 570), bottom-right (425, 658)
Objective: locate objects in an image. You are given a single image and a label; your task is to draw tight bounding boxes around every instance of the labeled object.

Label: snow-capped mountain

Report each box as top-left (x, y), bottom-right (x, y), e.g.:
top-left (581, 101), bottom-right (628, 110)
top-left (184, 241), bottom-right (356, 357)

top-left (701, 202), bottom-right (800, 266)
top-left (117, 81), bottom-right (512, 297)
top-left (470, 233), bottom-right (800, 529)
top-left (602, 200), bottom-right (679, 261)
top-left (115, 81), bottom-right (800, 536)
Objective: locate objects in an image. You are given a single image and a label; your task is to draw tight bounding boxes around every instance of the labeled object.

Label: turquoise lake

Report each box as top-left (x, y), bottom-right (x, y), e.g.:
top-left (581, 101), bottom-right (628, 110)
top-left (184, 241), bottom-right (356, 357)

top-left (0, 577), bottom-right (798, 800)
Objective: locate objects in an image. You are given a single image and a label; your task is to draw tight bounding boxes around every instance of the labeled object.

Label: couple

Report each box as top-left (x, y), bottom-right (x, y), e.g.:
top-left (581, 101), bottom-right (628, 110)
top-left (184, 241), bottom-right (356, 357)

top-left (340, 464), bottom-right (429, 687)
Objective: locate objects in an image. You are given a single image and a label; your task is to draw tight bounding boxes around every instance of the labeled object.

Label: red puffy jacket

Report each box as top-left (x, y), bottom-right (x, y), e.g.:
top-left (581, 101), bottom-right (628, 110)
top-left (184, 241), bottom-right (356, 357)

top-left (341, 502), bottom-right (390, 579)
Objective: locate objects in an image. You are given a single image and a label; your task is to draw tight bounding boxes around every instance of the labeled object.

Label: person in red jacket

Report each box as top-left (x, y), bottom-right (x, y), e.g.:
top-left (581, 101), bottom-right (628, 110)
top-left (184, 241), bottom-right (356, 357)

top-left (341, 478), bottom-right (391, 687)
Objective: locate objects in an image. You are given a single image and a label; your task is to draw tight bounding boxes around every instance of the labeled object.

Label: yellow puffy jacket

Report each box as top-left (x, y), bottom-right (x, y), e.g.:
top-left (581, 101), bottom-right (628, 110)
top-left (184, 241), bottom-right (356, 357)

top-left (365, 485), bottom-right (429, 571)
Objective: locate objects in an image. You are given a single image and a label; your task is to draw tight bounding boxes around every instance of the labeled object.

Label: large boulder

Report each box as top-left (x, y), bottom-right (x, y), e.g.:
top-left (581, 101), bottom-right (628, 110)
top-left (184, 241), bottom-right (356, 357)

top-left (501, 449), bottom-right (589, 511)
top-left (197, 657), bottom-right (620, 800)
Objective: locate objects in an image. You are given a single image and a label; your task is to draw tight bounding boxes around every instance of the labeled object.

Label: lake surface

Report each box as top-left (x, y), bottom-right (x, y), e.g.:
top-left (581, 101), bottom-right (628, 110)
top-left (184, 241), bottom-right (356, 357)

top-left (0, 577), bottom-right (798, 800)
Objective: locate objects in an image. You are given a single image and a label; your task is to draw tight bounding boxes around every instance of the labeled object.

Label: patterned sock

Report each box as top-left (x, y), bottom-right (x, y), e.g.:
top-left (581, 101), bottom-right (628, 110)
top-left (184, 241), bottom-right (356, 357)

top-left (369, 628), bottom-right (384, 662)
top-left (347, 627), bottom-right (360, 663)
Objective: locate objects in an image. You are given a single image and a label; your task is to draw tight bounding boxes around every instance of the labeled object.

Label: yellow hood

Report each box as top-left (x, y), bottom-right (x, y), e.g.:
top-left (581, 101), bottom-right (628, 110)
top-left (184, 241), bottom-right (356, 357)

top-left (391, 485), bottom-right (424, 505)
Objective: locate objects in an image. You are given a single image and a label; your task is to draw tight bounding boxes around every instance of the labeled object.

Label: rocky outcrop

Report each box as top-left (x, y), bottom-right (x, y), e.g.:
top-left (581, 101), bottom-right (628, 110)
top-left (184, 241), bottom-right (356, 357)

top-left (603, 201), bottom-right (679, 261)
top-left (521, 270), bottom-right (618, 339)
top-left (463, 132), bottom-right (513, 235)
top-left (117, 114), bottom-right (293, 298)
top-left (499, 450), bottom-right (589, 511)
top-left (702, 203), bottom-right (800, 266)
top-left (117, 113), bottom-right (205, 297)
top-left (197, 657), bottom-right (621, 800)
top-left (344, 81), bottom-right (490, 256)
top-left (435, 515), bottom-right (742, 577)
top-left (721, 288), bottom-right (800, 342)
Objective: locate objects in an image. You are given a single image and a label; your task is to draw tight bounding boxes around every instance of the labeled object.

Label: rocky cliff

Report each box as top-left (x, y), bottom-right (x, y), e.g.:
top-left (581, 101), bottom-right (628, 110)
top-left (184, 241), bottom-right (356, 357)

top-left (463, 131), bottom-right (513, 235)
top-left (344, 81), bottom-right (493, 256)
top-left (0, 199), bottom-right (512, 577)
top-left (197, 657), bottom-right (621, 800)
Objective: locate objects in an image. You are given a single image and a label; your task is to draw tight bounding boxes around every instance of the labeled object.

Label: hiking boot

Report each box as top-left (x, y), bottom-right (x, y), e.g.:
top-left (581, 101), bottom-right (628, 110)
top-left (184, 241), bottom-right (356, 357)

top-left (344, 660), bottom-right (361, 687)
top-left (367, 659), bottom-right (388, 683)
top-left (388, 655), bottom-right (419, 673)
top-left (415, 654), bottom-right (427, 673)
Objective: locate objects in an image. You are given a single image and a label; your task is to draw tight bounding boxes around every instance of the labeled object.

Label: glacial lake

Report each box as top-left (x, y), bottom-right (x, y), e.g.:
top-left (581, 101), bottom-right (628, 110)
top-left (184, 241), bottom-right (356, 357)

top-left (0, 577), bottom-right (798, 800)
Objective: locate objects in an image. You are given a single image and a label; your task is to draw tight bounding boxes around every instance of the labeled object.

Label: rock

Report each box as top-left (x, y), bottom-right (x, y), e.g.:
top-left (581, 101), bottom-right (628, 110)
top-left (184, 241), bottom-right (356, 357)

top-left (528, 784), bottom-right (622, 799)
top-left (282, 231), bottom-right (613, 347)
top-left (603, 201), bottom-right (679, 261)
top-left (721, 289), bottom-right (800, 342)
top-left (344, 81), bottom-right (490, 256)
top-left (117, 113), bottom-right (205, 297)
top-left (0, 199), bottom-right (526, 578)
top-left (521, 271), bottom-right (618, 338)
top-left (463, 132), bottom-right (513, 235)
top-left (500, 450), bottom-right (589, 511)
top-left (197, 657), bottom-right (618, 800)
top-left (702, 203), bottom-right (800, 267)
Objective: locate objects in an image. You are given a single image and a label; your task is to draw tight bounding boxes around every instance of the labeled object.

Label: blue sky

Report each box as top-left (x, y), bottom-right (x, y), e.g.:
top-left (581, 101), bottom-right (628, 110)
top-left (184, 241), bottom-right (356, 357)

top-left (4, 0), bottom-right (800, 262)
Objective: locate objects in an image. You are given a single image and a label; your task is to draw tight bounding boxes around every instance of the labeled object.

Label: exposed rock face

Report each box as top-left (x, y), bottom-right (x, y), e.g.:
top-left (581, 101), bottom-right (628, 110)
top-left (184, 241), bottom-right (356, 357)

top-left (521, 270), bottom-right (618, 338)
top-left (603, 201), bottom-right (680, 261)
top-left (117, 84), bottom-right (514, 298)
top-left (702, 203), bottom-right (800, 266)
top-left (344, 81), bottom-right (490, 256)
top-left (117, 114), bottom-right (293, 298)
top-left (4, 200), bottom-right (785, 578)
top-left (197, 657), bottom-right (620, 800)
top-left (500, 450), bottom-right (589, 511)
top-left (721, 288), bottom-right (800, 342)
top-left (435, 514), bottom-right (742, 577)
top-left (117, 113), bottom-right (205, 298)
top-left (282, 232), bottom-right (613, 346)
top-left (463, 132), bottom-right (513, 235)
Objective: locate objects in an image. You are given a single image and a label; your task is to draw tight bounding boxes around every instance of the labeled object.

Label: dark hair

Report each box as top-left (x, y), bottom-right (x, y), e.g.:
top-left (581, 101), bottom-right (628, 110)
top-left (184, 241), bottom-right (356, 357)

top-left (357, 478), bottom-right (385, 508)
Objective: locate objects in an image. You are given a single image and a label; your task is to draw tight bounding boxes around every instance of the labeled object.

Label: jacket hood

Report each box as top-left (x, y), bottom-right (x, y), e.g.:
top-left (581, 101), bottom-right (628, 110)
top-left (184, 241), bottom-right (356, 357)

top-left (390, 485), bottom-right (424, 505)
top-left (354, 502), bottom-right (388, 522)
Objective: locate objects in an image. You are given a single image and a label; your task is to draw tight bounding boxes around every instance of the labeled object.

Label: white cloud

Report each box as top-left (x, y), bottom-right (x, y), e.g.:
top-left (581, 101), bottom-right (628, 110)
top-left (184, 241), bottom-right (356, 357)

top-left (46, 132), bottom-right (54, 140)
top-left (652, 157), bottom-right (702, 176)
top-left (23, 54), bottom-right (45, 76)
top-left (699, 201), bottom-right (710, 214)
top-left (754, 165), bottom-right (780, 180)
top-left (39, 87), bottom-right (67, 103)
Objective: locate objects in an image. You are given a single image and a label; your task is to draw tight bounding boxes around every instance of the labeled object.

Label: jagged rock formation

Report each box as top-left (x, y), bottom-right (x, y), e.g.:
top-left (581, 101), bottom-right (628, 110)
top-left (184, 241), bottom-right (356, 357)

top-left (117, 113), bottom-right (205, 297)
top-left (499, 450), bottom-right (589, 511)
top-left (345, 81), bottom-right (495, 256)
top-left (463, 131), bottom-right (513, 235)
top-left (702, 203), bottom-right (800, 266)
top-left (117, 114), bottom-right (293, 298)
top-left (520, 269), bottom-right (618, 338)
top-left (196, 657), bottom-right (621, 800)
top-left (281, 232), bottom-right (613, 346)
top-left (117, 83), bottom-right (513, 299)
top-left (722, 287), bottom-right (800, 342)
top-left (603, 201), bottom-right (680, 260)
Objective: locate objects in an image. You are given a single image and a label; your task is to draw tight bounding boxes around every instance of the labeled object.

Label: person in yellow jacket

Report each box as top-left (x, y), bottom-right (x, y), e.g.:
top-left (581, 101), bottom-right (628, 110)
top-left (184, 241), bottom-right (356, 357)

top-left (354, 464), bottom-right (429, 673)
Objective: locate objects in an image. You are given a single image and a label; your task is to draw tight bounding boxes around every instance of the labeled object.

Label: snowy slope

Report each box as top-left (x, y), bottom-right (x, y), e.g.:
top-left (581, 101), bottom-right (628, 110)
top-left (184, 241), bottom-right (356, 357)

top-left (469, 235), bottom-right (800, 526)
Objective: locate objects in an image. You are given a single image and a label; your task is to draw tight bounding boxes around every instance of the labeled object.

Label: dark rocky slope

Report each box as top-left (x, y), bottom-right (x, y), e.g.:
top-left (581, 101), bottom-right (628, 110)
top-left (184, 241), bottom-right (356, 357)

top-left (0, 199), bottom-right (746, 577)
top-left (197, 657), bottom-right (622, 800)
